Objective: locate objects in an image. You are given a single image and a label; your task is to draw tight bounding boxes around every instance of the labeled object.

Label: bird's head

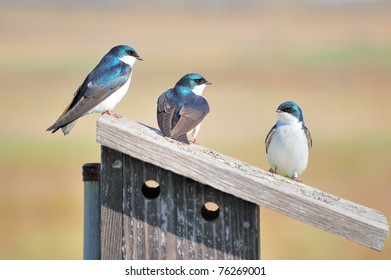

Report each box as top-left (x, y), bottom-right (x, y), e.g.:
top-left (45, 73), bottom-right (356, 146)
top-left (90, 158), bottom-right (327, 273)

top-left (177, 73), bottom-right (212, 96)
top-left (276, 101), bottom-right (304, 124)
top-left (110, 45), bottom-right (143, 66)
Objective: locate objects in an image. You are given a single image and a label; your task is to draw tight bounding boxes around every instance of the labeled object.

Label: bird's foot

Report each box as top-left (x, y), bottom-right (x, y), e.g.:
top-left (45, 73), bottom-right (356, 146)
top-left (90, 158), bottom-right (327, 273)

top-left (292, 178), bottom-right (302, 182)
top-left (291, 173), bottom-right (302, 182)
top-left (103, 110), bottom-right (122, 118)
top-left (268, 168), bottom-right (277, 174)
top-left (189, 138), bottom-right (198, 144)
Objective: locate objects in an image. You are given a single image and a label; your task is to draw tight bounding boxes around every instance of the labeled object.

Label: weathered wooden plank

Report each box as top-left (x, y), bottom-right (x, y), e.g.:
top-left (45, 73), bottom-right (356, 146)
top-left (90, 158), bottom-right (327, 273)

top-left (100, 146), bottom-right (124, 260)
top-left (117, 149), bottom-right (259, 259)
top-left (96, 115), bottom-right (389, 251)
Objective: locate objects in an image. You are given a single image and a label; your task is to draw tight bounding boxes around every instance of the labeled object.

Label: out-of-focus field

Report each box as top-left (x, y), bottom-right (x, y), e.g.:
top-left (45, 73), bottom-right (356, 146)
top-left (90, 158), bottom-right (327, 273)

top-left (0, 2), bottom-right (391, 259)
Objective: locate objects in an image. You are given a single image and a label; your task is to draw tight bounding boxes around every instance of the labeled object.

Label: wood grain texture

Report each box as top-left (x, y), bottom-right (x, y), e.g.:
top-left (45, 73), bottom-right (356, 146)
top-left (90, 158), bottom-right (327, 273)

top-left (100, 146), bottom-right (124, 260)
top-left (101, 146), bottom-right (260, 259)
top-left (96, 115), bottom-right (389, 251)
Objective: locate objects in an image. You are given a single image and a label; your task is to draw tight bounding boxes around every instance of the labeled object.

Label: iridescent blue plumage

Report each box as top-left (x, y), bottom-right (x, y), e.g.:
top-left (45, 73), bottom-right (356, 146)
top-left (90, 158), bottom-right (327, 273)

top-left (157, 73), bottom-right (211, 144)
top-left (276, 101), bottom-right (304, 123)
top-left (47, 45), bottom-right (142, 135)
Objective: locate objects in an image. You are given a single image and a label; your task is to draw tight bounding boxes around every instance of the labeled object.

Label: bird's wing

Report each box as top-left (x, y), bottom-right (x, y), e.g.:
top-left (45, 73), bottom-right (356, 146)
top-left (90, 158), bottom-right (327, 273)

top-left (82, 61), bottom-right (131, 100)
top-left (170, 95), bottom-right (210, 139)
top-left (265, 124), bottom-right (277, 153)
top-left (156, 90), bottom-right (175, 137)
top-left (47, 61), bottom-right (131, 133)
top-left (304, 126), bottom-right (313, 149)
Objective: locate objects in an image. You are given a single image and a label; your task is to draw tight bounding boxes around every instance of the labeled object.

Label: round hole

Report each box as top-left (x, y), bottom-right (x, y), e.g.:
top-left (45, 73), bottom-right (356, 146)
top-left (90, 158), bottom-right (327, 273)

top-left (201, 201), bottom-right (220, 221)
top-left (142, 180), bottom-right (161, 199)
top-left (243, 221), bottom-right (251, 229)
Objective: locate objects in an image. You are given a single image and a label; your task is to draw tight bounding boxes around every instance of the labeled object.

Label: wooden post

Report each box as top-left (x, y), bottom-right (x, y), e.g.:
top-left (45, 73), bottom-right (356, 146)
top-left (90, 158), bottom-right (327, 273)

top-left (99, 146), bottom-right (260, 260)
top-left (82, 163), bottom-right (101, 260)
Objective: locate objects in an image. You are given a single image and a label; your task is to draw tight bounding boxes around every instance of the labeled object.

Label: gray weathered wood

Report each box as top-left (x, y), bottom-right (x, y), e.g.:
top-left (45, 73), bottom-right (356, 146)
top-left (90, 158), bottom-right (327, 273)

top-left (100, 146), bottom-right (260, 259)
top-left (100, 147), bottom-right (124, 260)
top-left (82, 163), bottom-right (101, 260)
top-left (96, 115), bottom-right (389, 251)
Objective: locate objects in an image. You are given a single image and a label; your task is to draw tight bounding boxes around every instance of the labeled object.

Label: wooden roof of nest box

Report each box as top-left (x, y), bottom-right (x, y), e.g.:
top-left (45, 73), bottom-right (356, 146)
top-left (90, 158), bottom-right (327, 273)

top-left (95, 115), bottom-right (388, 259)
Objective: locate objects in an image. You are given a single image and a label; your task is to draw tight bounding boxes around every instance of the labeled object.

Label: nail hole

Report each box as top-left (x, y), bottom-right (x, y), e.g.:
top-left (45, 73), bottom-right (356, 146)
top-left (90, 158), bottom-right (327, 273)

top-left (201, 202), bottom-right (220, 221)
top-left (142, 180), bottom-right (161, 199)
top-left (112, 160), bottom-right (122, 169)
top-left (243, 221), bottom-right (251, 229)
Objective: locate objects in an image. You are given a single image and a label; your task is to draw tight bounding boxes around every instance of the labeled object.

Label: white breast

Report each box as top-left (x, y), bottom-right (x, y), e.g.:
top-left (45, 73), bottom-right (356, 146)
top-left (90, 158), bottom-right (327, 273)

top-left (267, 121), bottom-right (309, 178)
top-left (86, 73), bottom-right (132, 114)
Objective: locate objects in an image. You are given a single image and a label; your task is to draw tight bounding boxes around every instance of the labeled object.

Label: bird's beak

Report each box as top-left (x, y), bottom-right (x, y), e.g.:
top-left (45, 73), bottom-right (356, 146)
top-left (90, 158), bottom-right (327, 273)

top-left (136, 56), bottom-right (143, 61)
top-left (276, 109), bottom-right (282, 113)
top-left (205, 81), bottom-right (212, 85)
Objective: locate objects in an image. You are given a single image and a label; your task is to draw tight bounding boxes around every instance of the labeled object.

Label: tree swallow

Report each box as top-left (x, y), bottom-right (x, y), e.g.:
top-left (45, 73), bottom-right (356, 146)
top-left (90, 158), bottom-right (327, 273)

top-left (157, 73), bottom-right (211, 144)
top-left (265, 101), bottom-right (312, 181)
top-left (47, 45), bottom-right (143, 135)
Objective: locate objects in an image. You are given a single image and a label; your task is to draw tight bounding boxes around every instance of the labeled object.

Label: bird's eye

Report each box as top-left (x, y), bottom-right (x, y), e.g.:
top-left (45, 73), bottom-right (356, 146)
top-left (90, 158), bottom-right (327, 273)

top-left (195, 78), bottom-right (204, 85)
top-left (126, 50), bottom-right (135, 56)
top-left (284, 108), bottom-right (294, 113)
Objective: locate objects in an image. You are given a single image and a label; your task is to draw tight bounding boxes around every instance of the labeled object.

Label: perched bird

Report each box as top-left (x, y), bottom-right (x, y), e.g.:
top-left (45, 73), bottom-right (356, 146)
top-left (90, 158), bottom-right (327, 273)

top-left (265, 101), bottom-right (312, 181)
top-left (47, 45), bottom-right (143, 135)
top-left (157, 73), bottom-right (211, 144)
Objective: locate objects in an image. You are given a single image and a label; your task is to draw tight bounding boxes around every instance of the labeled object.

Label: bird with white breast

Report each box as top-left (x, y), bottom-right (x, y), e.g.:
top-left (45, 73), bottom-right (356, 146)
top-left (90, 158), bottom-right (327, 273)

top-left (265, 101), bottom-right (312, 181)
top-left (47, 44), bottom-right (143, 135)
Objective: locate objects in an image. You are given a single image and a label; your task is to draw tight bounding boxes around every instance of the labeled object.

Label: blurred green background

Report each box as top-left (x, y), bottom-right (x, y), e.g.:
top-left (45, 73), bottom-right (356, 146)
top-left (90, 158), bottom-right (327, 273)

top-left (0, 0), bottom-right (390, 259)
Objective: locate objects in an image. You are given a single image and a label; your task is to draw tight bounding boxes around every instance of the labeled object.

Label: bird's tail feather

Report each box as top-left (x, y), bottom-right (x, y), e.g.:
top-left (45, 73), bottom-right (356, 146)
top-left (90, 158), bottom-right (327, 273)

top-left (46, 96), bottom-right (81, 135)
top-left (61, 120), bottom-right (77, 135)
top-left (46, 119), bottom-right (77, 135)
top-left (46, 96), bottom-right (77, 134)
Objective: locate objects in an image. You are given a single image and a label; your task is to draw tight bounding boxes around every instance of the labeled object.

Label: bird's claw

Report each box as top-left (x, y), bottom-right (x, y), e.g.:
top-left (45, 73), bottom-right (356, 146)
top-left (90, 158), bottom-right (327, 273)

top-left (103, 110), bottom-right (122, 118)
top-left (268, 168), bottom-right (276, 174)
top-left (292, 177), bottom-right (302, 182)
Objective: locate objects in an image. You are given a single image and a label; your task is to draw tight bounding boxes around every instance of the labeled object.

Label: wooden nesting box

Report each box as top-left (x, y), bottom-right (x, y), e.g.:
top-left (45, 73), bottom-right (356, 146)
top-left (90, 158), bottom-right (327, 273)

top-left (83, 115), bottom-right (389, 260)
top-left (98, 145), bottom-right (259, 260)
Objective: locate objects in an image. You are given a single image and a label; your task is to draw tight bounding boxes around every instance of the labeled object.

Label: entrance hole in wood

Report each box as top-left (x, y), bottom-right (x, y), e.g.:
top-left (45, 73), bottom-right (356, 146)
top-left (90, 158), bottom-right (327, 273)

top-left (142, 180), bottom-right (161, 199)
top-left (201, 201), bottom-right (220, 221)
